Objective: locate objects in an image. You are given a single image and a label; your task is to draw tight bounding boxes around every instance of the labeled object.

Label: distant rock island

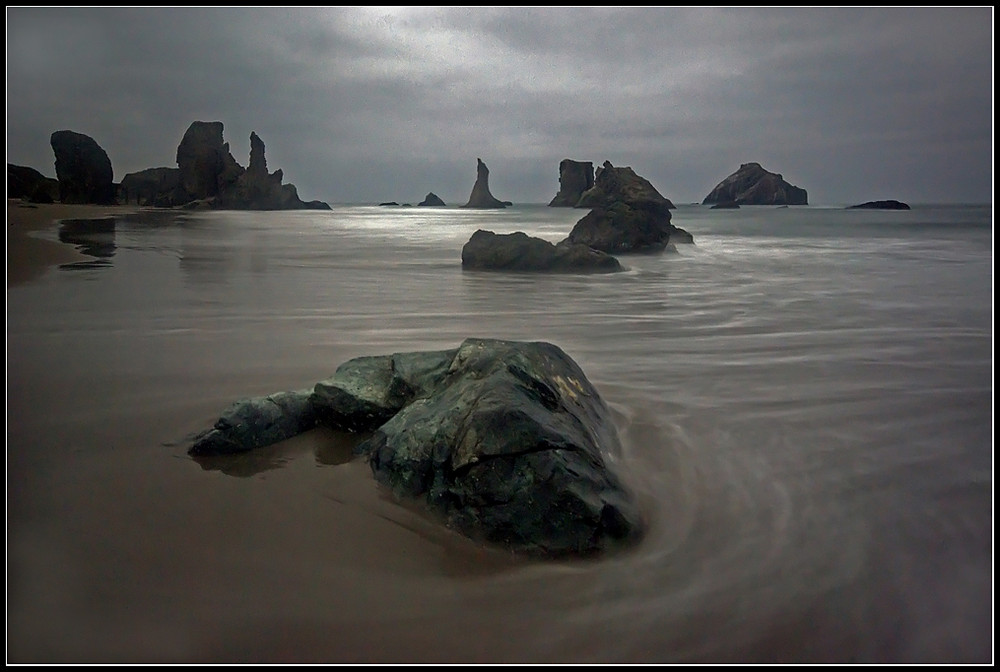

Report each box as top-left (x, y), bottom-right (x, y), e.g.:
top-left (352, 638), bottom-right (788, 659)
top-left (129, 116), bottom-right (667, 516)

top-left (418, 192), bottom-right (446, 206)
top-left (703, 162), bottom-right (808, 206)
top-left (461, 158), bottom-right (511, 208)
top-left (847, 200), bottom-right (910, 210)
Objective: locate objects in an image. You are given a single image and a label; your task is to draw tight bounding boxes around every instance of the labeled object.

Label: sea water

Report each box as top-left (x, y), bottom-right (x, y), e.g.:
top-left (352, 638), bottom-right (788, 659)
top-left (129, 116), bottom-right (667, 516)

top-left (6, 202), bottom-right (992, 663)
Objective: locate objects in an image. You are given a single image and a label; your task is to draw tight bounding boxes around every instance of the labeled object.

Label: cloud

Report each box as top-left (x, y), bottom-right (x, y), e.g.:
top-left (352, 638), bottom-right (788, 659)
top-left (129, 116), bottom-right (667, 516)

top-left (6, 7), bottom-right (993, 205)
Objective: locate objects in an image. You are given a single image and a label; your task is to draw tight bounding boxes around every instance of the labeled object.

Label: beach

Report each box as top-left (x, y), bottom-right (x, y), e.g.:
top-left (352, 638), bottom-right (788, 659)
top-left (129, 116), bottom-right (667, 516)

top-left (6, 200), bottom-right (140, 286)
top-left (6, 202), bottom-right (992, 663)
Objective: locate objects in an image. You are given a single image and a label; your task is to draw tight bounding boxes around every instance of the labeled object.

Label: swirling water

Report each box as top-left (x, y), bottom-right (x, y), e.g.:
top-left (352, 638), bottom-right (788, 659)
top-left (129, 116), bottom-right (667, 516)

top-left (6, 203), bottom-right (992, 663)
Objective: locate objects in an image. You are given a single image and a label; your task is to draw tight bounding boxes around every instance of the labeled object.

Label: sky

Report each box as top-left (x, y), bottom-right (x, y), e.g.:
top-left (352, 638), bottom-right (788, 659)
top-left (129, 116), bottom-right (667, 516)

top-left (5, 6), bottom-right (994, 206)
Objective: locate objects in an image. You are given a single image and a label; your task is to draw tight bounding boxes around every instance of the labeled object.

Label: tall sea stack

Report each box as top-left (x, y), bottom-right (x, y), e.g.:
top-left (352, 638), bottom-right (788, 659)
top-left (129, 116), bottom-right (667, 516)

top-left (461, 158), bottom-right (510, 209)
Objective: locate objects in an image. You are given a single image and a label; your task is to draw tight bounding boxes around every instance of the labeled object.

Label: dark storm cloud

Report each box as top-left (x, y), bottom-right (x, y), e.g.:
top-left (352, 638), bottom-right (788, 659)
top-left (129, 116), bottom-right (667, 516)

top-left (6, 7), bottom-right (992, 205)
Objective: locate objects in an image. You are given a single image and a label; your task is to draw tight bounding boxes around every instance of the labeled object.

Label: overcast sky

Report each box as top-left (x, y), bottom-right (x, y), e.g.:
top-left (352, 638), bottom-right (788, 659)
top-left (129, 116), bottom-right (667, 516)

top-left (5, 7), bottom-right (994, 206)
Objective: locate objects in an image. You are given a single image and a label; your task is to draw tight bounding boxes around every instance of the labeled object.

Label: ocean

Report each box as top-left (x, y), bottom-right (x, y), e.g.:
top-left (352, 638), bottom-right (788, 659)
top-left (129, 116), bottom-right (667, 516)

top-left (6, 202), bottom-right (993, 663)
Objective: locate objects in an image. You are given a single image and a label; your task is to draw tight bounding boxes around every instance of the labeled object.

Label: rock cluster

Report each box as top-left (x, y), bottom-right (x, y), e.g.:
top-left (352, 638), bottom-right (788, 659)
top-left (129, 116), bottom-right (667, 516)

top-left (120, 121), bottom-right (330, 210)
top-left (463, 160), bottom-right (694, 272)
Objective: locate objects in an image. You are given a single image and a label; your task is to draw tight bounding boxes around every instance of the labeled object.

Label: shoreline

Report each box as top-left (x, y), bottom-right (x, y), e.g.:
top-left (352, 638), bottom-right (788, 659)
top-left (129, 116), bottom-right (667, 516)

top-left (6, 199), bottom-right (141, 287)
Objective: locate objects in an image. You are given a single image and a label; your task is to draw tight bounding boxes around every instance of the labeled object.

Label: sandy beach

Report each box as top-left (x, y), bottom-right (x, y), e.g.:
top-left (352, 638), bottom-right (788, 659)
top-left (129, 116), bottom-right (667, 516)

top-left (6, 199), bottom-right (141, 286)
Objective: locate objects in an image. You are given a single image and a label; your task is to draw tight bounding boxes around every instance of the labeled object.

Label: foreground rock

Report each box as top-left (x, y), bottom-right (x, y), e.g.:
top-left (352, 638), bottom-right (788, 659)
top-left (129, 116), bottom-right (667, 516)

top-left (49, 130), bottom-right (116, 205)
top-left (847, 199), bottom-right (910, 210)
top-left (548, 159), bottom-right (595, 207)
top-left (461, 158), bottom-right (511, 208)
top-left (703, 162), bottom-right (808, 206)
top-left (461, 229), bottom-right (624, 273)
top-left (562, 161), bottom-right (692, 253)
top-left (189, 338), bottom-right (644, 557)
top-left (189, 390), bottom-right (318, 456)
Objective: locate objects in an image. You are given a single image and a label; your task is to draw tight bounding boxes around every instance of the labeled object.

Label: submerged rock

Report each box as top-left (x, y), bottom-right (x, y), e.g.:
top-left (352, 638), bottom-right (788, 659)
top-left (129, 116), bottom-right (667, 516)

top-left (847, 200), bottom-right (910, 210)
top-left (188, 338), bottom-right (644, 557)
top-left (461, 229), bottom-right (624, 273)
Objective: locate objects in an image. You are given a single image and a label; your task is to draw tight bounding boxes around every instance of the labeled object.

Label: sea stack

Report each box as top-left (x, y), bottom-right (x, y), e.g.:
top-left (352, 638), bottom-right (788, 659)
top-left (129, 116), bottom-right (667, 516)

top-left (49, 130), bottom-right (116, 205)
top-left (548, 159), bottom-right (595, 207)
top-left (461, 158), bottom-right (510, 208)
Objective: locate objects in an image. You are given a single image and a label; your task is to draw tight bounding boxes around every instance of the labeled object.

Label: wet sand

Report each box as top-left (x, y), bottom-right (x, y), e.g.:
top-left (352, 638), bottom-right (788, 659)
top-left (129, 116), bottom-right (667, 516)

top-left (6, 202), bottom-right (991, 663)
top-left (6, 199), bottom-right (140, 286)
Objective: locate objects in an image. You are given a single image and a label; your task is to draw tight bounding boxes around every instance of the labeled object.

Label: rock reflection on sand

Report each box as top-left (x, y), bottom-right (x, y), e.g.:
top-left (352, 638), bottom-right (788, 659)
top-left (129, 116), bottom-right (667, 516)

top-left (189, 426), bottom-right (366, 477)
top-left (58, 216), bottom-right (117, 259)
